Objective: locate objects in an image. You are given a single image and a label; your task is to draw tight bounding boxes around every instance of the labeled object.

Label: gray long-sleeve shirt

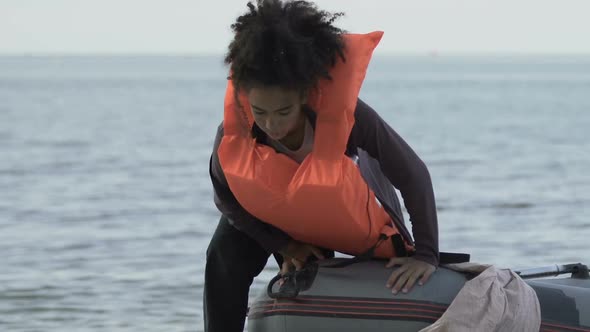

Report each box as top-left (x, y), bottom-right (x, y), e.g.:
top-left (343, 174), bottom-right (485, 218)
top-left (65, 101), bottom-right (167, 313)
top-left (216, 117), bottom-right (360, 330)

top-left (209, 98), bottom-right (439, 266)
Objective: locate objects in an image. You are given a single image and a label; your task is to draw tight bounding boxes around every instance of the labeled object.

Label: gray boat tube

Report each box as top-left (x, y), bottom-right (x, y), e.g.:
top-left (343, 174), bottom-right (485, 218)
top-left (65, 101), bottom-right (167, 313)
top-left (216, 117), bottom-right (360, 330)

top-left (248, 258), bottom-right (590, 332)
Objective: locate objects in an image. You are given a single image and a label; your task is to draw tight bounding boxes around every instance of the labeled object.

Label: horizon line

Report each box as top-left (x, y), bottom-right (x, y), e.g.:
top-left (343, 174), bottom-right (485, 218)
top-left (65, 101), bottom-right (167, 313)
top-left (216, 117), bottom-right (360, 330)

top-left (1, 51), bottom-right (590, 57)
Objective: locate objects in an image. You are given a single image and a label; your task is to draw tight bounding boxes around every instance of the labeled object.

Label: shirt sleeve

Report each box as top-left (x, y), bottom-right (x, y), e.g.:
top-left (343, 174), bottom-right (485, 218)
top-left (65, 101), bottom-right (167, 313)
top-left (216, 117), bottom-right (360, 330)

top-left (349, 99), bottom-right (440, 266)
top-left (209, 123), bottom-right (292, 254)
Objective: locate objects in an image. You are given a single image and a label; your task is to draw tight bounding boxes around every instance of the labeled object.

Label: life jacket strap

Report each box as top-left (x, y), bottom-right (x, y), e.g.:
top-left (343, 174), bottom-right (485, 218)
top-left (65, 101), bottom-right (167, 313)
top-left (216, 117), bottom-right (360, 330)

top-left (321, 233), bottom-right (390, 268)
top-left (391, 233), bottom-right (409, 257)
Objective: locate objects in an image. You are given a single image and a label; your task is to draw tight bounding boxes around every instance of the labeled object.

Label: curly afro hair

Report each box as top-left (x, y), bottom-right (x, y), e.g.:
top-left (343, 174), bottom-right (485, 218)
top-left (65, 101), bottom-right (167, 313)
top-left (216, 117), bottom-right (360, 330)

top-left (225, 0), bottom-right (346, 95)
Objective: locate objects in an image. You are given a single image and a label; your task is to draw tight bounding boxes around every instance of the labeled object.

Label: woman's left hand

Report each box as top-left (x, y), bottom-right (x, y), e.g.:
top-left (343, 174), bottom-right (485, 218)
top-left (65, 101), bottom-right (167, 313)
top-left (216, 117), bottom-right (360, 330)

top-left (385, 257), bottom-right (436, 294)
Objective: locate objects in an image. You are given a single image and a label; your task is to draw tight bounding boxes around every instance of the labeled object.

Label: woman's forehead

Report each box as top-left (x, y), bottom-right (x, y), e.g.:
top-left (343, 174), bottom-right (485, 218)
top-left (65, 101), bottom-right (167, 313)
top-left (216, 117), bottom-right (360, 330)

top-left (248, 86), bottom-right (302, 102)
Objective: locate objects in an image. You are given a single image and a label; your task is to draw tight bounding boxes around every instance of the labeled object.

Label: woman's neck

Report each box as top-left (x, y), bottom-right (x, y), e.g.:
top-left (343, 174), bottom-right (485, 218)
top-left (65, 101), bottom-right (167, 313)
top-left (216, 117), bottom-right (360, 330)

top-left (278, 112), bottom-right (307, 151)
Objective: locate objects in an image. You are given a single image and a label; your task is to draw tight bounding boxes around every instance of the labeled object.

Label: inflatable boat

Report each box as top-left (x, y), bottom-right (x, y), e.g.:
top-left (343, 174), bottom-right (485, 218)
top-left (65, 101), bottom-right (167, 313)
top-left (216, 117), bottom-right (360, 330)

top-left (248, 258), bottom-right (590, 332)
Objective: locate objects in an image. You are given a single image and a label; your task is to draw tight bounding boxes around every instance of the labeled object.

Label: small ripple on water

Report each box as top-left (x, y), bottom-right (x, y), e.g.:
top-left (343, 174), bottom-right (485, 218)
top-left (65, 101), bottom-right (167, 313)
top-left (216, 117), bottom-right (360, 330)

top-left (435, 201), bottom-right (536, 212)
top-left (568, 222), bottom-right (590, 230)
top-left (46, 243), bottom-right (95, 252)
top-left (0, 292), bottom-right (64, 301)
top-left (24, 139), bottom-right (91, 149)
top-left (490, 202), bottom-right (535, 209)
top-left (0, 307), bottom-right (108, 315)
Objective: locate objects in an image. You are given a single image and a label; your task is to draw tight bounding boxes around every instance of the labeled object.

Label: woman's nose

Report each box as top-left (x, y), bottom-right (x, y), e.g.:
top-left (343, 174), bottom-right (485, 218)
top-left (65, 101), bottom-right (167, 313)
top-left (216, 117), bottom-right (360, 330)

top-left (265, 116), bottom-right (278, 130)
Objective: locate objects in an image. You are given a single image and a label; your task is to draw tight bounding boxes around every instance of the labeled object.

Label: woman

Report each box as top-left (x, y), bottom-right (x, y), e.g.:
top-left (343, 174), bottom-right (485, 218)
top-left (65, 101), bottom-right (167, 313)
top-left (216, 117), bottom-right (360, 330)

top-left (205, 1), bottom-right (439, 331)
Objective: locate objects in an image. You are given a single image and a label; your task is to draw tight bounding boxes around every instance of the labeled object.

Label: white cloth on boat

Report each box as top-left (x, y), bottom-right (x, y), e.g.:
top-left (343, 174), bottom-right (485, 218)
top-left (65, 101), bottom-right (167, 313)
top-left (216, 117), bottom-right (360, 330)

top-left (419, 262), bottom-right (541, 332)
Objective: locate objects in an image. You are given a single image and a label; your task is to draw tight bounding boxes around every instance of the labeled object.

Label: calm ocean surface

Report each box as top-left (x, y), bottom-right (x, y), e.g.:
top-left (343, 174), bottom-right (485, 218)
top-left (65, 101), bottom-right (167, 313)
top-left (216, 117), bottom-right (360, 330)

top-left (1, 55), bottom-right (589, 331)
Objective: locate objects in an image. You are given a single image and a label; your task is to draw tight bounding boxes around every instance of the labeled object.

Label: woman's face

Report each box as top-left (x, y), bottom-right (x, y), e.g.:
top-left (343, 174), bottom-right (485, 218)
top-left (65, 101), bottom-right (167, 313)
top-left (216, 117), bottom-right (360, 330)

top-left (247, 86), bottom-right (307, 141)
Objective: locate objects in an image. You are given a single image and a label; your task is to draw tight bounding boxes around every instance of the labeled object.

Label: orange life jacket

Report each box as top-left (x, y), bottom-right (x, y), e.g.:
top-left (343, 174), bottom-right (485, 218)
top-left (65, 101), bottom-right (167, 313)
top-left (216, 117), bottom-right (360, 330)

top-left (218, 31), bottom-right (414, 258)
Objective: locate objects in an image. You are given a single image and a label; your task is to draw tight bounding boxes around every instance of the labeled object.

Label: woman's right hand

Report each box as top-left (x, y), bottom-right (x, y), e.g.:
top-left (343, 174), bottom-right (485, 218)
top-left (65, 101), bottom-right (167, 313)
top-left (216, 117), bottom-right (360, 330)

top-left (279, 240), bottom-right (325, 272)
top-left (280, 259), bottom-right (296, 276)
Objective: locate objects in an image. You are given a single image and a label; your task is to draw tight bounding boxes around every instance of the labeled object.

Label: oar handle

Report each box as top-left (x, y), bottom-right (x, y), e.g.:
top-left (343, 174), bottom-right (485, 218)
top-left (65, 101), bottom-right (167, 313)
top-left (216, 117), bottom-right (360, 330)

top-left (515, 263), bottom-right (589, 279)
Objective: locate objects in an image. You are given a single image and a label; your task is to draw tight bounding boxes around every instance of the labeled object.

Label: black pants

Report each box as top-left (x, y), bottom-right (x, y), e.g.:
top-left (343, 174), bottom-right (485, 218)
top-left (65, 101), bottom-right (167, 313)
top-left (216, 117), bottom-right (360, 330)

top-left (203, 215), bottom-right (271, 332)
top-left (203, 149), bottom-right (403, 332)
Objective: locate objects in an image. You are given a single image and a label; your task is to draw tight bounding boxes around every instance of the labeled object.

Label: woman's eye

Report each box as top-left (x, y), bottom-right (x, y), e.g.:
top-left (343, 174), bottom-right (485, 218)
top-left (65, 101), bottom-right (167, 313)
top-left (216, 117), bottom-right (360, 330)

top-left (278, 111), bottom-right (291, 116)
top-left (254, 111), bottom-right (266, 116)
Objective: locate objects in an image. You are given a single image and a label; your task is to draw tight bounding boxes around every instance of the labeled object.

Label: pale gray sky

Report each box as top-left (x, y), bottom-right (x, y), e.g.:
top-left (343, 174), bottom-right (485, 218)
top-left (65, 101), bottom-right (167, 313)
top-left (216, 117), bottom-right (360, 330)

top-left (1, 0), bottom-right (590, 55)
